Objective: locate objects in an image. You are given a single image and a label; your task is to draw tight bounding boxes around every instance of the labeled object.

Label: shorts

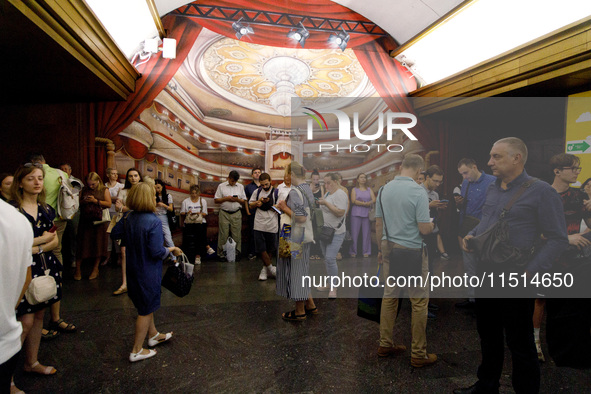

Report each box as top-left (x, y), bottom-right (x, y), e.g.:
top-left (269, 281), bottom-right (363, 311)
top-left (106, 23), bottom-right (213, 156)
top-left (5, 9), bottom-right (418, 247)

top-left (253, 230), bottom-right (278, 254)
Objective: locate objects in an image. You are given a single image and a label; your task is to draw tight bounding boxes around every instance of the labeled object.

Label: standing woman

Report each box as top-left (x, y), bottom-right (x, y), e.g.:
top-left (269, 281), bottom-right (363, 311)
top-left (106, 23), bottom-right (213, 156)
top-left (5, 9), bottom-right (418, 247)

top-left (1, 173), bottom-right (13, 202)
top-left (349, 173), bottom-right (376, 258)
top-left (105, 168), bottom-right (124, 266)
top-left (74, 172), bottom-right (111, 280)
top-left (317, 172), bottom-right (349, 299)
top-left (10, 164), bottom-right (61, 384)
top-left (180, 184), bottom-right (208, 265)
top-left (112, 168), bottom-right (142, 295)
top-left (154, 179), bottom-right (177, 262)
top-left (276, 162), bottom-right (317, 321)
top-left (111, 183), bottom-right (182, 362)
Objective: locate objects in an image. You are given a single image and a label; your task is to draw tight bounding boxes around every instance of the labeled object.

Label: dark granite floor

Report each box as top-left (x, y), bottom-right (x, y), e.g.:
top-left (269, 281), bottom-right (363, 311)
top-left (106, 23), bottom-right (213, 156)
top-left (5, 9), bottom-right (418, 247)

top-left (12, 253), bottom-right (591, 393)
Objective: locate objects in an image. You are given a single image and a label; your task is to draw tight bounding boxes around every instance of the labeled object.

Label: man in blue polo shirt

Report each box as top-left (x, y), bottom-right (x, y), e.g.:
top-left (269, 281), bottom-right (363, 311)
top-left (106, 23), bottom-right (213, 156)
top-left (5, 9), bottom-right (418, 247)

top-left (454, 158), bottom-right (496, 309)
top-left (376, 154), bottom-right (437, 368)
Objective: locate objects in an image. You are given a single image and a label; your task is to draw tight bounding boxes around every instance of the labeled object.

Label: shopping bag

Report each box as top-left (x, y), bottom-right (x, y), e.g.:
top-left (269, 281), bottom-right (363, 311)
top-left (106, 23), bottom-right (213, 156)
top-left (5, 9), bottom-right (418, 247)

top-left (224, 237), bottom-right (236, 262)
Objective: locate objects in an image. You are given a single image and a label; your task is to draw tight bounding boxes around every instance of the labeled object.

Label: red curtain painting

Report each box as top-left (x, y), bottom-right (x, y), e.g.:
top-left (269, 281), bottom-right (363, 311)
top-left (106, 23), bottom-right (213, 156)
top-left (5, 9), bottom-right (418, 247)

top-left (87, 14), bottom-right (202, 175)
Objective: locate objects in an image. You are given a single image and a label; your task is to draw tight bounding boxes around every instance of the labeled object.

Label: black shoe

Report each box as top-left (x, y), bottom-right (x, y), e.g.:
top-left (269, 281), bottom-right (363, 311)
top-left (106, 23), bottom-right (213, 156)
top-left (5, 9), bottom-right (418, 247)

top-left (428, 310), bottom-right (436, 319)
top-left (455, 300), bottom-right (476, 309)
top-left (428, 303), bottom-right (439, 311)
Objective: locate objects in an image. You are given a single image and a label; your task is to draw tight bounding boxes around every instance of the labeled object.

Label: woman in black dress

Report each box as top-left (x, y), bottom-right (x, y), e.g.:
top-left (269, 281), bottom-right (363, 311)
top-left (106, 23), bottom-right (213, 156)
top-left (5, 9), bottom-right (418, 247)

top-left (10, 164), bottom-right (61, 388)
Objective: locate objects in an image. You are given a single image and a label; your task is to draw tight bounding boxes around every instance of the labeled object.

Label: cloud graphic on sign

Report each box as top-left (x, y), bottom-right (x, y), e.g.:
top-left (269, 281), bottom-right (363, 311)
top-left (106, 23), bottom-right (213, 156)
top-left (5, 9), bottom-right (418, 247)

top-left (576, 112), bottom-right (591, 123)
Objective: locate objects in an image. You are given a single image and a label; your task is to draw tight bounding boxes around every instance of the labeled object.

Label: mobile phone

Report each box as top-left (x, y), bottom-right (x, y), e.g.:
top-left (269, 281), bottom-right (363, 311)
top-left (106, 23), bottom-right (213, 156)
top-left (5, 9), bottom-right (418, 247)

top-left (48, 224), bottom-right (57, 233)
top-left (440, 199), bottom-right (449, 203)
top-left (271, 206), bottom-right (282, 214)
top-left (233, 195), bottom-right (238, 197)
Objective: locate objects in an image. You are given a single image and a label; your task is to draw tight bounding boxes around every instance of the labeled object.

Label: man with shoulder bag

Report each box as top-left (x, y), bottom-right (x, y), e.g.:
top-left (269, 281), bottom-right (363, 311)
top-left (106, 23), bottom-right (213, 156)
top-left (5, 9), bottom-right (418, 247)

top-left (455, 158), bottom-right (496, 309)
top-left (376, 154), bottom-right (437, 368)
top-left (455, 138), bottom-right (568, 394)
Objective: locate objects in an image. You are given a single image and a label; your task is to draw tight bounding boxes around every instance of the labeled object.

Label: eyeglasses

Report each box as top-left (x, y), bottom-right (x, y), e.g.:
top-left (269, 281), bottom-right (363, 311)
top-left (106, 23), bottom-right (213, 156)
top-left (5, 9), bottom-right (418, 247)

top-left (24, 163), bottom-right (43, 169)
top-left (562, 166), bottom-right (582, 172)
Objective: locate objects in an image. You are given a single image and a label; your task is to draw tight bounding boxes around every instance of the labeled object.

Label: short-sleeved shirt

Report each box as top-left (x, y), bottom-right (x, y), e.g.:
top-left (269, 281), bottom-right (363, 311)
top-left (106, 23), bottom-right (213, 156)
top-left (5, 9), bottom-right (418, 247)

top-left (108, 182), bottom-right (124, 214)
top-left (42, 164), bottom-right (68, 214)
top-left (277, 182), bottom-right (293, 202)
top-left (559, 187), bottom-right (591, 235)
top-left (180, 197), bottom-right (207, 224)
top-left (249, 187), bottom-right (279, 233)
top-left (214, 182), bottom-right (246, 212)
top-left (377, 176), bottom-right (430, 249)
top-left (320, 189), bottom-right (348, 234)
top-left (155, 193), bottom-right (173, 216)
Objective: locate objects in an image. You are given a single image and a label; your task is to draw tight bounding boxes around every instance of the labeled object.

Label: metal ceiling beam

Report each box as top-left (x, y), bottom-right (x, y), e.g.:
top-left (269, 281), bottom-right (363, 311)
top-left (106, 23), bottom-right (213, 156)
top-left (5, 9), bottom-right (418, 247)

top-left (171, 4), bottom-right (388, 36)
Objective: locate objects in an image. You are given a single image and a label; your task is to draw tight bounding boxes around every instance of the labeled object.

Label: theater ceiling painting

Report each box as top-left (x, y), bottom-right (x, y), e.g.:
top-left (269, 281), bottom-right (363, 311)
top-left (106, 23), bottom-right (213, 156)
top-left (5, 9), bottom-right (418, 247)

top-left (115, 4), bottom-right (424, 192)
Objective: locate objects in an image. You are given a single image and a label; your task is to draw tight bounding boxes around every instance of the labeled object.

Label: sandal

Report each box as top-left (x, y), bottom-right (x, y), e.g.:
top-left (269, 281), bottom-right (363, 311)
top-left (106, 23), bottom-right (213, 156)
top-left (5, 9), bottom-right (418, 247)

top-left (41, 329), bottom-right (60, 341)
top-left (49, 319), bottom-right (77, 333)
top-left (282, 310), bottom-right (306, 321)
top-left (305, 307), bottom-right (319, 315)
top-left (11, 382), bottom-right (24, 394)
top-left (23, 361), bottom-right (57, 375)
top-left (113, 285), bottom-right (127, 296)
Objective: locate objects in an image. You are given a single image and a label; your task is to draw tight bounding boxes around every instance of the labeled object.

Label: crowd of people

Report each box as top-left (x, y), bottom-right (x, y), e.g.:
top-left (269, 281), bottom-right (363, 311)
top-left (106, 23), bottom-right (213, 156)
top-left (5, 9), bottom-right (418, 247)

top-left (3, 137), bottom-right (591, 393)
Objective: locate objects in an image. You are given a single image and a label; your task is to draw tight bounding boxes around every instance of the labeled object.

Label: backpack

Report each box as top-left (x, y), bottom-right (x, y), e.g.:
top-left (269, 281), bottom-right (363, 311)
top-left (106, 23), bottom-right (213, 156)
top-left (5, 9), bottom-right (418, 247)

top-left (255, 186), bottom-right (279, 209)
top-left (57, 175), bottom-right (83, 220)
top-left (296, 185), bottom-right (324, 241)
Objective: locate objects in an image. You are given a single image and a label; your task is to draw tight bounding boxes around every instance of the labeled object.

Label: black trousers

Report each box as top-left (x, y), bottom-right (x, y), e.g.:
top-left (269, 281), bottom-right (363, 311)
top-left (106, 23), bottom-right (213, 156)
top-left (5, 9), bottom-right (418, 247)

top-left (475, 297), bottom-right (539, 394)
top-left (0, 351), bottom-right (19, 394)
top-left (182, 223), bottom-right (206, 262)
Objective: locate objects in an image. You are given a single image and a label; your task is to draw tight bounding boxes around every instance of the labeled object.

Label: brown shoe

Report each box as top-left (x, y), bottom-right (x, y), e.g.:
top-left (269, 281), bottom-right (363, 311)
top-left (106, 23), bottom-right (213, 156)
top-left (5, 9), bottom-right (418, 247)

top-left (377, 344), bottom-right (407, 357)
top-left (410, 353), bottom-right (437, 367)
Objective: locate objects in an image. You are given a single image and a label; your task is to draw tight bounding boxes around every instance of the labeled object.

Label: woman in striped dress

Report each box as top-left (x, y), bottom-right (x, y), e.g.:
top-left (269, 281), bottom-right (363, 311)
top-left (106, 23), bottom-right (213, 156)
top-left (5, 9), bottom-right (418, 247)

top-left (276, 162), bottom-right (317, 321)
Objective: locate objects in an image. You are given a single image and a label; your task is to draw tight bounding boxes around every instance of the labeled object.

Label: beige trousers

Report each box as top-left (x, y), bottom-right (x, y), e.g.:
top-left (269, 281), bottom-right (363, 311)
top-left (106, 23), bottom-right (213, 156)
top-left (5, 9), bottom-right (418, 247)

top-left (379, 240), bottom-right (429, 358)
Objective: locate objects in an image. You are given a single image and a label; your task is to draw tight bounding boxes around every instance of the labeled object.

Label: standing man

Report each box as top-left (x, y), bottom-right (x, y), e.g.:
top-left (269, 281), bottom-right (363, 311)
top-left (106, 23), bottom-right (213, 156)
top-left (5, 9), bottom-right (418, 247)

top-left (456, 138), bottom-right (568, 394)
top-left (214, 170), bottom-right (247, 261)
top-left (454, 158), bottom-right (496, 309)
top-left (377, 154), bottom-right (437, 367)
top-left (248, 173), bottom-right (279, 280)
top-left (422, 165), bottom-right (448, 317)
top-left (244, 167), bottom-right (262, 260)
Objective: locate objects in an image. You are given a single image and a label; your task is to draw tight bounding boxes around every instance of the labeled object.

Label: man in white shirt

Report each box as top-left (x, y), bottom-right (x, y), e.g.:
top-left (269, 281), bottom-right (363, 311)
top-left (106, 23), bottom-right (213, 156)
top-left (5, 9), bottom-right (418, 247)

top-left (277, 171), bottom-right (293, 202)
top-left (214, 170), bottom-right (247, 261)
top-left (248, 173), bottom-right (280, 280)
top-left (0, 199), bottom-right (33, 391)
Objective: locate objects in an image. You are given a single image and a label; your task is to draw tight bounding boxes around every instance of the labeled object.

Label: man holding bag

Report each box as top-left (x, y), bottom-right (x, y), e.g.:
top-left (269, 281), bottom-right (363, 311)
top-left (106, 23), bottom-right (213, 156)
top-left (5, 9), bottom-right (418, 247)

top-left (454, 158), bottom-right (496, 309)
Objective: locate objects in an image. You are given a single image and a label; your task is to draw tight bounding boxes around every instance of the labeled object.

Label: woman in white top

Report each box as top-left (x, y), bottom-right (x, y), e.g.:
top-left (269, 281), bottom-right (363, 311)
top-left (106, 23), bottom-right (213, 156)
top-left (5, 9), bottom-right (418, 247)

top-left (154, 179), bottom-right (176, 262)
top-left (112, 168), bottom-right (142, 295)
top-left (105, 168), bottom-right (124, 265)
top-left (180, 184), bottom-right (208, 265)
top-left (317, 172), bottom-right (348, 299)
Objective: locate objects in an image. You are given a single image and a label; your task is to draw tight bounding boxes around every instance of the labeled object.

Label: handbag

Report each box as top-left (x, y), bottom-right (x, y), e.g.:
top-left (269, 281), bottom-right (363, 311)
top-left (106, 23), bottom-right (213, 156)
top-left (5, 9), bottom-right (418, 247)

top-left (25, 253), bottom-right (57, 305)
top-left (319, 216), bottom-right (345, 244)
top-left (93, 208), bottom-right (111, 225)
top-left (467, 179), bottom-right (537, 266)
top-left (81, 198), bottom-right (102, 221)
top-left (161, 253), bottom-right (194, 297)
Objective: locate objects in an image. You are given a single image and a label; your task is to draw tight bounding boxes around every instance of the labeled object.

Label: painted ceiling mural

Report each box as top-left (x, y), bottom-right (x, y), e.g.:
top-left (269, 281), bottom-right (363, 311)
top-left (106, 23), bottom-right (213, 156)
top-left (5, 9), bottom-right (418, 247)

top-left (115, 6), bottom-right (423, 197)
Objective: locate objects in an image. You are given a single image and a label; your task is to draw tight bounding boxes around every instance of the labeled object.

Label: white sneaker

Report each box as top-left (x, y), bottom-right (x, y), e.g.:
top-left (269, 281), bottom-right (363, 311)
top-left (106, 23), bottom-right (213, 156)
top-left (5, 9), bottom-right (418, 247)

top-left (258, 266), bottom-right (268, 281)
top-left (266, 265), bottom-right (276, 279)
top-left (329, 289), bottom-right (337, 299)
top-left (194, 256), bottom-right (201, 265)
top-left (206, 246), bottom-right (215, 255)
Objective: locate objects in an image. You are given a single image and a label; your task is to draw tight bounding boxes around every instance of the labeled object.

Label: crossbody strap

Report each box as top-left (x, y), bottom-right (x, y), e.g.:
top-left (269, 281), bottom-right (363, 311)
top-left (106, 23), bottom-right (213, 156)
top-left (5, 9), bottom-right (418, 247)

top-left (499, 179), bottom-right (538, 219)
top-left (378, 187), bottom-right (389, 240)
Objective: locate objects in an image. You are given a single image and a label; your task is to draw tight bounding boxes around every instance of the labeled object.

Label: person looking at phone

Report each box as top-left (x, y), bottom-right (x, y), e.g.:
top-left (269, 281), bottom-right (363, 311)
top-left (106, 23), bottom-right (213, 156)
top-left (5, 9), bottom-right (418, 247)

top-left (214, 170), bottom-right (247, 261)
top-left (248, 172), bottom-right (279, 280)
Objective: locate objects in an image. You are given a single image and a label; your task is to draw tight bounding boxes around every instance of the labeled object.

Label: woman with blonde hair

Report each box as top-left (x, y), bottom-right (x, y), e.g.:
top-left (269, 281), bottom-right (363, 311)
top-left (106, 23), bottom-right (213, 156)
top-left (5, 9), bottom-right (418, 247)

top-left (74, 172), bottom-right (111, 280)
top-left (111, 182), bottom-right (182, 362)
top-left (276, 162), bottom-right (317, 321)
top-left (9, 164), bottom-right (62, 390)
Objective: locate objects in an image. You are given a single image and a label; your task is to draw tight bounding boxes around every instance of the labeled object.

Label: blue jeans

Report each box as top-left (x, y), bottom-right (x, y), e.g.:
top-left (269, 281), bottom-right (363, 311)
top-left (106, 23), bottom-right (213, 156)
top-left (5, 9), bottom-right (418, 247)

top-left (157, 214), bottom-right (176, 261)
top-left (320, 232), bottom-right (345, 279)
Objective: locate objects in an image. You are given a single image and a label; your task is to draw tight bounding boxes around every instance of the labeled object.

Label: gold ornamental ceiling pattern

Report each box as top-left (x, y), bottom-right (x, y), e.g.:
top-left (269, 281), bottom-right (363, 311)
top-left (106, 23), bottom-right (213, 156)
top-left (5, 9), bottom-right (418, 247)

top-left (201, 38), bottom-right (366, 105)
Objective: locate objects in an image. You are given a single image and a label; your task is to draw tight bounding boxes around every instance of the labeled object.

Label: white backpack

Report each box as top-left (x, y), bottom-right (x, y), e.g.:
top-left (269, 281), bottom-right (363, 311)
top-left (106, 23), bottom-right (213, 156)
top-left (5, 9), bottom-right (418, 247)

top-left (57, 176), bottom-right (82, 220)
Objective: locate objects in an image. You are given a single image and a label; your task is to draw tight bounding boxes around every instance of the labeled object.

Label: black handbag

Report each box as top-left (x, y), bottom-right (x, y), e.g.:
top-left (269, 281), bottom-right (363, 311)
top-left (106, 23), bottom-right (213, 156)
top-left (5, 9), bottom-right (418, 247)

top-left (162, 254), bottom-right (194, 297)
top-left (467, 179), bottom-right (537, 266)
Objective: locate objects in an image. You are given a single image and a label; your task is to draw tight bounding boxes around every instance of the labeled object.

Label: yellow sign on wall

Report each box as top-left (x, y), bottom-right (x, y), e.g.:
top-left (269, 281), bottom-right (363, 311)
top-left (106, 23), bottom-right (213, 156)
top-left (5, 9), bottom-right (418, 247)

top-left (566, 91), bottom-right (591, 186)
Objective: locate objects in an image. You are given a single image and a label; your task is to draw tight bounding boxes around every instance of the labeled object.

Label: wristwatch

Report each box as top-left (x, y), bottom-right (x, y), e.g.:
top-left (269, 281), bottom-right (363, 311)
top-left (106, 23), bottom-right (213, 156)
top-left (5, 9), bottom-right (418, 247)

top-left (38, 244), bottom-right (44, 254)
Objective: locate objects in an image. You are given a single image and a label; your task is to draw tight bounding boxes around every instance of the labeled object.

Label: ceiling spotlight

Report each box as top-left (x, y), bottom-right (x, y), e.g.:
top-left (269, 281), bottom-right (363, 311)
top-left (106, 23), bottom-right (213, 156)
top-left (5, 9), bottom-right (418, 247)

top-left (232, 18), bottom-right (254, 40)
top-left (287, 22), bottom-right (310, 47)
top-left (329, 27), bottom-right (350, 51)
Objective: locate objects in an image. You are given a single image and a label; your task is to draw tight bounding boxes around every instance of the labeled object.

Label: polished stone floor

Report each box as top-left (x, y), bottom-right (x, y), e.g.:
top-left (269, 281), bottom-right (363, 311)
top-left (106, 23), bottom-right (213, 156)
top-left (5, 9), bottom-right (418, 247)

top-left (12, 252), bottom-right (591, 393)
